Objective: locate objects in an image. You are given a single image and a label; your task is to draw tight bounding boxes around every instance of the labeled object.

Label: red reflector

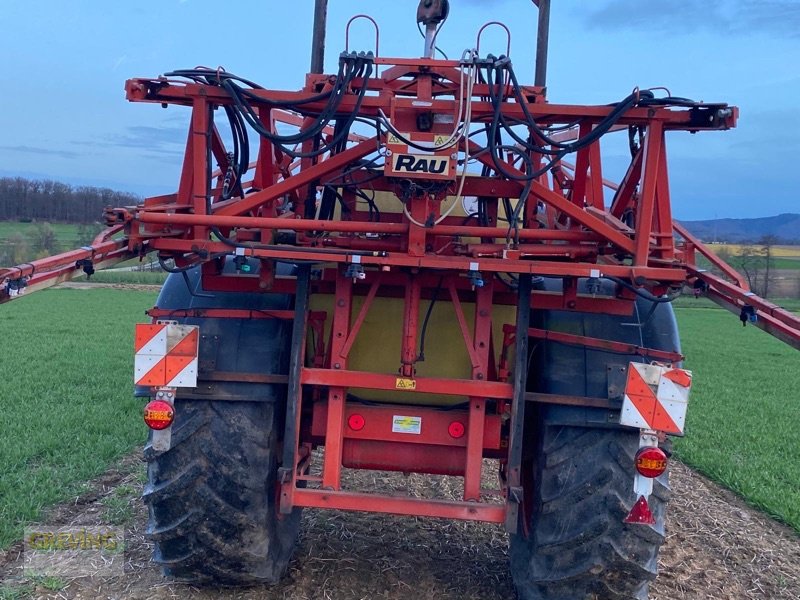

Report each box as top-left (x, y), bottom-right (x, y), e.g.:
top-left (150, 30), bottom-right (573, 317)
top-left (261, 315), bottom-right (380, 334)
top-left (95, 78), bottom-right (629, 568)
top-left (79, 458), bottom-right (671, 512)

top-left (448, 421), bottom-right (465, 439)
top-left (624, 495), bottom-right (656, 525)
top-left (635, 446), bottom-right (668, 478)
top-left (348, 414), bottom-right (365, 431)
top-left (144, 400), bottom-right (174, 430)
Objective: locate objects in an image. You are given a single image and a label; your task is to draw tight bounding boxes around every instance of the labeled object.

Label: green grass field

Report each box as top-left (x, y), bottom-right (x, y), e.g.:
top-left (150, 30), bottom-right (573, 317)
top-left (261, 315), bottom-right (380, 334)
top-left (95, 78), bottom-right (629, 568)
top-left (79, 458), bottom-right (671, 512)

top-left (0, 288), bottom-right (798, 551)
top-left (673, 302), bottom-right (800, 530)
top-left (0, 221), bottom-right (83, 247)
top-left (80, 270), bottom-right (168, 285)
top-left (0, 221), bottom-right (81, 238)
top-left (0, 288), bottom-right (156, 548)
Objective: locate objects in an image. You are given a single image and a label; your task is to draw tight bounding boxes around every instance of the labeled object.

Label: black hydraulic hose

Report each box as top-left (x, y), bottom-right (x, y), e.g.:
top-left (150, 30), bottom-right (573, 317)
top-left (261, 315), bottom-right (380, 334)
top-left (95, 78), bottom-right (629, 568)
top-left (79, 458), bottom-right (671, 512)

top-left (417, 277), bottom-right (444, 362)
top-left (603, 276), bottom-right (679, 303)
top-left (225, 56), bottom-right (374, 159)
top-left (166, 68), bottom-right (336, 108)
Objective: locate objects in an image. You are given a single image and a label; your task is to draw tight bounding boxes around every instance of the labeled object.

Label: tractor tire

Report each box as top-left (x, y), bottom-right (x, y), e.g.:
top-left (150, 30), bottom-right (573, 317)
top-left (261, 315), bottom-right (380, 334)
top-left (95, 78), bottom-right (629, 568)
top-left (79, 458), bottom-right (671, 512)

top-left (509, 421), bottom-right (670, 600)
top-left (143, 398), bottom-right (301, 584)
top-left (509, 280), bottom-right (678, 600)
top-left (140, 265), bottom-right (301, 584)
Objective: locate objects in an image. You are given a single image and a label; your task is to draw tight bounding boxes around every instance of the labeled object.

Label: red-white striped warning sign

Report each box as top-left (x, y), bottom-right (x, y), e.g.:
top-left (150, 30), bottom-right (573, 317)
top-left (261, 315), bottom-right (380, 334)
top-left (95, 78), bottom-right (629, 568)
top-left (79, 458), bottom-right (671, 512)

top-left (620, 362), bottom-right (692, 435)
top-left (134, 323), bottom-right (199, 388)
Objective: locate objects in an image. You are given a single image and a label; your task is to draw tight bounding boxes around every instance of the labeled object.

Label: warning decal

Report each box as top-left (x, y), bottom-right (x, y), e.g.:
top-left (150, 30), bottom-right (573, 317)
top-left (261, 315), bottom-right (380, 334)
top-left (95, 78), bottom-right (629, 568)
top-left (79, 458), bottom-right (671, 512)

top-left (134, 323), bottom-right (199, 388)
top-left (620, 362), bottom-right (692, 435)
top-left (395, 377), bottom-right (417, 390)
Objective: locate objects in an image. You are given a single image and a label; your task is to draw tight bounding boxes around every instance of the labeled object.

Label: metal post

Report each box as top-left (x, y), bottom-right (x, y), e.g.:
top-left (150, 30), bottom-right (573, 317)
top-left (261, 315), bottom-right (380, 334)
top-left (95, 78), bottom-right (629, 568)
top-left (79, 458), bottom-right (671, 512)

top-left (534, 0), bottom-right (550, 88)
top-left (424, 23), bottom-right (437, 58)
top-left (310, 0), bottom-right (328, 74)
top-left (279, 263), bottom-right (311, 505)
top-left (505, 273), bottom-right (532, 533)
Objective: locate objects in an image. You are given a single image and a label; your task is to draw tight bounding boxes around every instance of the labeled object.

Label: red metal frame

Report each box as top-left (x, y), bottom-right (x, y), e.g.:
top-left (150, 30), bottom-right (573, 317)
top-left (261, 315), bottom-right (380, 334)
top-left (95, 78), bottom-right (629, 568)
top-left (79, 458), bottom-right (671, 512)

top-left (3, 19), bottom-right (800, 530)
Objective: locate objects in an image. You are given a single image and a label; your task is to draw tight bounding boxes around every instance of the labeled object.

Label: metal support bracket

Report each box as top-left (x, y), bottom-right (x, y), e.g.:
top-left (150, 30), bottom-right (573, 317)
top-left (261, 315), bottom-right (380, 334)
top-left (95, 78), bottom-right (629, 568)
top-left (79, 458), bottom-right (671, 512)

top-left (279, 264), bottom-right (312, 492)
top-left (505, 273), bottom-right (532, 533)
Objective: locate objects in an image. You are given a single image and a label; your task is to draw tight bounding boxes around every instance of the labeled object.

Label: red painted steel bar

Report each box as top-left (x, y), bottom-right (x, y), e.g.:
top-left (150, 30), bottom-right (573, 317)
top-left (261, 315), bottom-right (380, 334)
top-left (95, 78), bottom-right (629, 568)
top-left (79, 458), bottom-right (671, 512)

top-left (634, 120), bottom-right (664, 265)
top-left (525, 327), bottom-right (684, 363)
top-left (292, 488), bottom-right (506, 523)
top-left (0, 240), bottom-right (132, 304)
top-left (148, 237), bottom-right (687, 281)
top-left (301, 369), bottom-right (514, 399)
top-left (322, 268), bottom-right (353, 490)
top-left (214, 138), bottom-right (377, 217)
top-left (137, 211), bottom-right (609, 243)
top-left (125, 78), bottom-right (737, 130)
top-left (674, 221), bottom-right (748, 289)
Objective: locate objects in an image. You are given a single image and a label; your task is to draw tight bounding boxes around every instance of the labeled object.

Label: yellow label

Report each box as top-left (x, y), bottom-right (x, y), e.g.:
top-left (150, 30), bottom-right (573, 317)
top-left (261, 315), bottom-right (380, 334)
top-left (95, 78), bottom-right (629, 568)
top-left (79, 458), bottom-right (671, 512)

top-left (395, 378), bottom-right (417, 390)
top-left (388, 133), bottom-right (403, 145)
top-left (434, 134), bottom-right (448, 146)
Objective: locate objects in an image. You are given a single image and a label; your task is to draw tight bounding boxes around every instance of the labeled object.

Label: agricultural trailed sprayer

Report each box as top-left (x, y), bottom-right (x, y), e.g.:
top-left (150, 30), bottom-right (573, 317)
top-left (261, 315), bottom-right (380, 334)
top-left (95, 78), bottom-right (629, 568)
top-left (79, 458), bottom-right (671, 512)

top-left (3, 1), bottom-right (799, 598)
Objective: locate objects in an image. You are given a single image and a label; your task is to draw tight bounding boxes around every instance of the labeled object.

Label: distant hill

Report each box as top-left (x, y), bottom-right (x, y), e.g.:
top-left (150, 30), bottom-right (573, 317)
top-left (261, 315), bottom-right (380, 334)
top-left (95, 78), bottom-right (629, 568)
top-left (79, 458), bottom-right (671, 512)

top-left (678, 213), bottom-right (800, 243)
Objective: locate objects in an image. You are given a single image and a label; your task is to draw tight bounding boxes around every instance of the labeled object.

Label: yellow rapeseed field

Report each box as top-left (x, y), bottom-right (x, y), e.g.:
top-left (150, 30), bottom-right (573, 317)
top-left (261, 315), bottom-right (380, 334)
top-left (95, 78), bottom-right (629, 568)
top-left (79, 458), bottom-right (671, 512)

top-left (709, 244), bottom-right (800, 258)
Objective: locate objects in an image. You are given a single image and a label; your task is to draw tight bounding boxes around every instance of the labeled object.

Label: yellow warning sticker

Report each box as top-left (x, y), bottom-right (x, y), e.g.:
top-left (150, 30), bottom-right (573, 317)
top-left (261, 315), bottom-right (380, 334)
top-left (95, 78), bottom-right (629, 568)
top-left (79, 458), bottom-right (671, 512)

top-left (387, 133), bottom-right (405, 145)
top-left (433, 134), bottom-right (448, 146)
top-left (392, 415), bottom-right (422, 435)
top-left (395, 377), bottom-right (417, 390)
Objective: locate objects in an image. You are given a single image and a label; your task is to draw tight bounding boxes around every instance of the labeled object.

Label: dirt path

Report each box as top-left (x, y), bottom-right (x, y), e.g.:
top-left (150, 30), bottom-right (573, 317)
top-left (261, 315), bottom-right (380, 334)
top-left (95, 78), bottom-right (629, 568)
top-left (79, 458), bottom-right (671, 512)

top-left (2, 457), bottom-right (799, 600)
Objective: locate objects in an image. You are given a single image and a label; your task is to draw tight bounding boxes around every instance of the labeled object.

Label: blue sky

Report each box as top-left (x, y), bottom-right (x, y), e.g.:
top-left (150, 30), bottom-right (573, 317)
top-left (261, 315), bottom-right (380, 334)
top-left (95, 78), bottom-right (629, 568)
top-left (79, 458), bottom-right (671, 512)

top-left (0, 0), bottom-right (798, 220)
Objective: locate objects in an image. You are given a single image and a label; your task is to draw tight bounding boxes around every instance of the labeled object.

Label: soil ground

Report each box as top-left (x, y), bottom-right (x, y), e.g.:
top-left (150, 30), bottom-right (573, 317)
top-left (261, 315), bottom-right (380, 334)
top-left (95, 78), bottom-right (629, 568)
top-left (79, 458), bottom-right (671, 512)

top-left (1, 454), bottom-right (799, 600)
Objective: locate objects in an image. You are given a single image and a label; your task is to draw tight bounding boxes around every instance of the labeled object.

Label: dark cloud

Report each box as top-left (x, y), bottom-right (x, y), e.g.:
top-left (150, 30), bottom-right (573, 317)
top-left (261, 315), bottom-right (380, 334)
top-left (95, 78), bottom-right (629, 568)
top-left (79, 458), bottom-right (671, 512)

top-left (583, 0), bottom-right (800, 37)
top-left (0, 145), bottom-right (79, 159)
top-left (109, 125), bottom-right (188, 154)
top-left (72, 124), bottom-right (187, 157)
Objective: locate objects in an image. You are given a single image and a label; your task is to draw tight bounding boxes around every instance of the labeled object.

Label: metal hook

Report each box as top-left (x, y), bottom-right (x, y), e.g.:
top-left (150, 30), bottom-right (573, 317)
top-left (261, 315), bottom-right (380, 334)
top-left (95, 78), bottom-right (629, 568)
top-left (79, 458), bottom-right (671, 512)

top-left (476, 21), bottom-right (512, 57)
top-left (345, 14), bottom-right (380, 58)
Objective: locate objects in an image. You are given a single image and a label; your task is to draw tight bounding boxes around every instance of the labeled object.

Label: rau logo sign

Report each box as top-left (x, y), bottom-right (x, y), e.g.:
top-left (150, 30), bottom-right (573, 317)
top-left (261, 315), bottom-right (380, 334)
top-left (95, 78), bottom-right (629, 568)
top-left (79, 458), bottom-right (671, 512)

top-left (392, 153), bottom-right (451, 175)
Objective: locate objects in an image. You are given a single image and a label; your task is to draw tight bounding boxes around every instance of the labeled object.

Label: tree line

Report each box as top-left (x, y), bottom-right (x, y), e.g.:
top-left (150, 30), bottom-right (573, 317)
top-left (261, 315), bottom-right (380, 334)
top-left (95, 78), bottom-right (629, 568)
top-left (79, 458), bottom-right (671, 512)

top-left (0, 177), bottom-right (139, 223)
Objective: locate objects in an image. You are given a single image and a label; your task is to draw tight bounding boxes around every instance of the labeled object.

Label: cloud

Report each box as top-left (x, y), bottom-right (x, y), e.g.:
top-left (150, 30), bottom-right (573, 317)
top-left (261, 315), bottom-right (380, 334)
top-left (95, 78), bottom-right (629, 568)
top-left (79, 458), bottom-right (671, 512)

top-left (0, 145), bottom-right (79, 159)
top-left (582, 0), bottom-right (800, 37)
top-left (114, 125), bottom-right (188, 150)
top-left (72, 124), bottom-right (188, 158)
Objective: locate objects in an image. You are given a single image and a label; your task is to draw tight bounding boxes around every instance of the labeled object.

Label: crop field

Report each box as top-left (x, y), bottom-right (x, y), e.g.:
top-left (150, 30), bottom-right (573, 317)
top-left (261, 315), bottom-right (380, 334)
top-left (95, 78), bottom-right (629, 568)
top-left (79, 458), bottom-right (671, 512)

top-left (673, 298), bottom-right (800, 529)
top-left (0, 222), bottom-right (83, 247)
top-left (79, 270), bottom-right (168, 285)
top-left (0, 288), bottom-right (156, 548)
top-left (713, 244), bottom-right (800, 258)
top-left (707, 243), bottom-right (800, 270)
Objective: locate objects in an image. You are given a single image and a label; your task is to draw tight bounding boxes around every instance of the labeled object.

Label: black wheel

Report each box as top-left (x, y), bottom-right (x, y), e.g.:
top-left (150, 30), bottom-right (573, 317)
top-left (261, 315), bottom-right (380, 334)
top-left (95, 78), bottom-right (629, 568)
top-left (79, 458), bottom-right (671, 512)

top-left (510, 421), bottom-right (669, 600)
top-left (143, 399), bottom-right (301, 584)
top-left (510, 282), bottom-right (678, 599)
